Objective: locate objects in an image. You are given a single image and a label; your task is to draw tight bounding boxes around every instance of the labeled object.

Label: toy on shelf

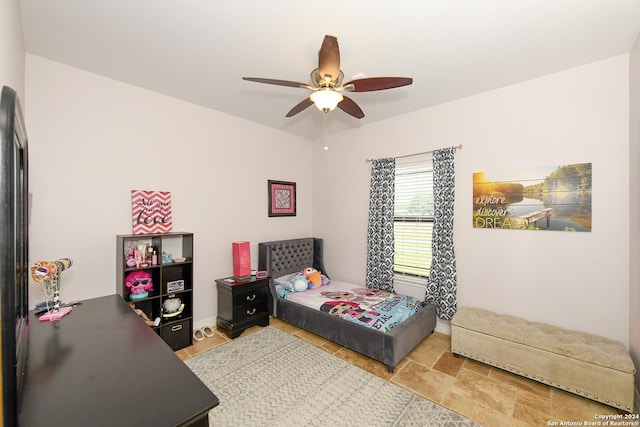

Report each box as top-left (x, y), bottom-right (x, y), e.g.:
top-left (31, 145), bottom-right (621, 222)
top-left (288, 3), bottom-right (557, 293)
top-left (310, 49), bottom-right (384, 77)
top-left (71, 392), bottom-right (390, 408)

top-left (124, 270), bottom-right (154, 301)
top-left (30, 258), bottom-right (74, 321)
top-left (128, 302), bottom-right (160, 327)
top-left (162, 297), bottom-right (185, 318)
top-left (161, 251), bottom-right (173, 265)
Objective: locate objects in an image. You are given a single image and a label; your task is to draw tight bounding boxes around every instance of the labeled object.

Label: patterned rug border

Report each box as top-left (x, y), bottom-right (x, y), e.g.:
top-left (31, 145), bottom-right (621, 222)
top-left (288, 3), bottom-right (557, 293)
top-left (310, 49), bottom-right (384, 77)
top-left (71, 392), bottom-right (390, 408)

top-left (185, 327), bottom-right (480, 427)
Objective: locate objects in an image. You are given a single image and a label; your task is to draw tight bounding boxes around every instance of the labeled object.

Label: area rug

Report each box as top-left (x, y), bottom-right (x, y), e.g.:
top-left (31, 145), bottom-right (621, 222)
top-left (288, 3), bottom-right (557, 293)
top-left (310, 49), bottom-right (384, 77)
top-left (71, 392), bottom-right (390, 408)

top-left (185, 327), bottom-right (480, 427)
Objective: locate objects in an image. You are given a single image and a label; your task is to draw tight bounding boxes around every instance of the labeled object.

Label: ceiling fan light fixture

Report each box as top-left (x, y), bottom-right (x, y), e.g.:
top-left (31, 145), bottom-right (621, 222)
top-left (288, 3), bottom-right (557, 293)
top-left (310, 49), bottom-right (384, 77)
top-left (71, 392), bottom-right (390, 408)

top-left (310, 89), bottom-right (343, 112)
top-left (242, 36), bottom-right (413, 119)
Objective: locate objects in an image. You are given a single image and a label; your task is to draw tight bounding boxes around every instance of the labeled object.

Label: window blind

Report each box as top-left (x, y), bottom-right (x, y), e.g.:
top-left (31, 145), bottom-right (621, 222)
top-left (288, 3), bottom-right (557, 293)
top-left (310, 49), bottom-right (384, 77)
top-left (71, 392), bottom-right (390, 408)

top-left (394, 155), bottom-right (434, 282)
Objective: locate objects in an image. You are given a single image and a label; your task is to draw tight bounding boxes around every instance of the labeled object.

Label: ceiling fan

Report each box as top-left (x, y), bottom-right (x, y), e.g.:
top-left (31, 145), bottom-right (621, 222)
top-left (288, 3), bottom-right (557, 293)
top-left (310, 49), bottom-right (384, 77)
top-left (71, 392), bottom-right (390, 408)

top-left (242, 35), bottom-right (413, 119)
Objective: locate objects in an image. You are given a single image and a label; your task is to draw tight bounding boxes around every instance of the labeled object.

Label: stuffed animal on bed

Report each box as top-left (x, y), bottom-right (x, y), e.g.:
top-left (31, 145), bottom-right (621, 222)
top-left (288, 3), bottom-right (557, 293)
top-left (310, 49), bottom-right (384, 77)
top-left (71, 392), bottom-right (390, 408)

top-left (278, 274), bottom-right (309, 292)
top-left (292, 275), bottom-right (309, 292)
top-left (303, 267), bottom-right (330, 289)
top-left (278, 269), bottom-right (330, 293)
top-left (303, 267), bottom-right (321, 289)
top-left (321, 274), bottom-right (331, 286)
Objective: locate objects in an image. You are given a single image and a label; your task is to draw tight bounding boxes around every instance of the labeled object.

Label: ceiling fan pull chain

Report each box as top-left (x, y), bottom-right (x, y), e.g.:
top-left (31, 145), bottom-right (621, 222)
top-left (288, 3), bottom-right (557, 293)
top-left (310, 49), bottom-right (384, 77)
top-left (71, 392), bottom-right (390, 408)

top-left (323, 112), bottom-right (329, 150)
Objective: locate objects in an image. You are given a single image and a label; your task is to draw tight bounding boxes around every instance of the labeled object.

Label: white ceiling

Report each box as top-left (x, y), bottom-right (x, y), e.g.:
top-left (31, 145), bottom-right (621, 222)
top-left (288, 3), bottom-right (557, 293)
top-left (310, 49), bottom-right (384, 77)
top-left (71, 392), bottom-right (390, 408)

top-left (18, 0), bottom-right (640, 140)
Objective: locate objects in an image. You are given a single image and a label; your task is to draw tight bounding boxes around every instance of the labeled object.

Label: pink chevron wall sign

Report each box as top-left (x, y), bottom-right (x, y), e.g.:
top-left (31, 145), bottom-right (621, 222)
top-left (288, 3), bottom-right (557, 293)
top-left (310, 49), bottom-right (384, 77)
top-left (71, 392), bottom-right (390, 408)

top-left (131, 190), bottom-right (173, 234)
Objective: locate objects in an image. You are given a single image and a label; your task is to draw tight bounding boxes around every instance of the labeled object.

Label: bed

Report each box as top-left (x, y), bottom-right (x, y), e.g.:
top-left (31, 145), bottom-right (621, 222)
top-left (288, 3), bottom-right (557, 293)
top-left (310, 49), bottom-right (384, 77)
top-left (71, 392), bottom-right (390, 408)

top-left (258, 237), bottom-right (437, 373)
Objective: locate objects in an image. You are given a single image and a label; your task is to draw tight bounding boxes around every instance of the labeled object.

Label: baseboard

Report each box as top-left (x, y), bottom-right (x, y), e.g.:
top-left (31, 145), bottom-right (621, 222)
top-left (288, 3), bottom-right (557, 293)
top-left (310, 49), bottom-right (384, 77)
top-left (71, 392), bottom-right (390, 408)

top-left (435, 318), bottom-right (451, 335)
top-left (194, 316), bottom-right (216, 331)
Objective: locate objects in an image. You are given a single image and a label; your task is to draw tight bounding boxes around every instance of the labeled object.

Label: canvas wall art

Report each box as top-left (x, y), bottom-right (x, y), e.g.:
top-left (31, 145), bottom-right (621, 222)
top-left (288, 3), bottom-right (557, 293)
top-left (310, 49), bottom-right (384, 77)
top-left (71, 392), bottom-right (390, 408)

top-left (473, 163), bottom-right (592, 232)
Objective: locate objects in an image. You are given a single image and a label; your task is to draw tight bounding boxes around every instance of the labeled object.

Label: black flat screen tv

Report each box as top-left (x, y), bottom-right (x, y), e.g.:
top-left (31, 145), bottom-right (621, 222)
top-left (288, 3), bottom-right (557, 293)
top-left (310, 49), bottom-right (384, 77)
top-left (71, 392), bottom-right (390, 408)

top-left (0, 85), bottom-right (30, 426)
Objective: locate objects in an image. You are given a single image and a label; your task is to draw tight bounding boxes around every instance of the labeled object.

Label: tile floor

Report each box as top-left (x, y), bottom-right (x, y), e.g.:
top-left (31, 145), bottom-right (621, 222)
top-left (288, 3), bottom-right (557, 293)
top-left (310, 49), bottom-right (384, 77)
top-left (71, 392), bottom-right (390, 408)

top-left (176, 318), bottom-right (636, 427)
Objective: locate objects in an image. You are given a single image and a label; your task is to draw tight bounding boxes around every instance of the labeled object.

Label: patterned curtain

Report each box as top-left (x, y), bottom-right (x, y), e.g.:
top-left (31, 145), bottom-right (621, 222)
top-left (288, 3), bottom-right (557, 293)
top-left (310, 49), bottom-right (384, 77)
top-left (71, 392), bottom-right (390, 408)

top-left (366, 158), bottom-right (395, 292)
top-left (426, 147), bottom-right (457, 320)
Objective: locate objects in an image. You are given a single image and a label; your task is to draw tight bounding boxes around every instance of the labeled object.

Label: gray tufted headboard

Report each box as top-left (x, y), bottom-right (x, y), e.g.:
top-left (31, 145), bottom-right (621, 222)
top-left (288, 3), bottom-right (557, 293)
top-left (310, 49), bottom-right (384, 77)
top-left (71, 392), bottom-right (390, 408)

top-left (258, 237), bottom-right (328, 279)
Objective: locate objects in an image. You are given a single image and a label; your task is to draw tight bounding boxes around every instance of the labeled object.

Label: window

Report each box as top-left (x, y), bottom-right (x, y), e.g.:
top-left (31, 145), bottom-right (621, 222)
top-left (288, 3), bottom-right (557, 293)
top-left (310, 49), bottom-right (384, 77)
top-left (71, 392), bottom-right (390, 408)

top-left (393, 155), bottom-right (434, 286)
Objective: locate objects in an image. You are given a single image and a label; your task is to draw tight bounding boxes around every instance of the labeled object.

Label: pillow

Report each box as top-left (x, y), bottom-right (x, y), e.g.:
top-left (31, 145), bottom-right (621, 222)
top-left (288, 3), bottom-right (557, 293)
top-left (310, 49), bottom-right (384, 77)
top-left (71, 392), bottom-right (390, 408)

top-left (274, 272), bottom-right (298, 286)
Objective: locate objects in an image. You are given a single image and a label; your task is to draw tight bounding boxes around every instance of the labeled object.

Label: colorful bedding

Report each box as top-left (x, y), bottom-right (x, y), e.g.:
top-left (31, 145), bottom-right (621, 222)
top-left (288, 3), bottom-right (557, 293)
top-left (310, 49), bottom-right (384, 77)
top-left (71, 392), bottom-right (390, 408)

top-left (274, 279), bottom-right (423, 333)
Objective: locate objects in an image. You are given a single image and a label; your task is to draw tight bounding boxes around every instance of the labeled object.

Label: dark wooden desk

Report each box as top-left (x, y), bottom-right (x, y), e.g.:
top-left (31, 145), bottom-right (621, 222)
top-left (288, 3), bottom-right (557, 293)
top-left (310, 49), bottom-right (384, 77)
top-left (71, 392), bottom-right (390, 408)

top-left (19, 294), bottom-right (219, 426)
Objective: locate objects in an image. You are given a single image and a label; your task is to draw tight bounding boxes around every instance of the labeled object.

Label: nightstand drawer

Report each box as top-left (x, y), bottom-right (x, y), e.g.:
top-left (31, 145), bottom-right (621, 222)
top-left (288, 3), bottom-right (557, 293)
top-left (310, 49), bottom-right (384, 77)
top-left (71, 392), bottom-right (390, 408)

top-left (235, 286), bottom-right (269, 305)
top-left (234, 300), bottom-right (268, 322)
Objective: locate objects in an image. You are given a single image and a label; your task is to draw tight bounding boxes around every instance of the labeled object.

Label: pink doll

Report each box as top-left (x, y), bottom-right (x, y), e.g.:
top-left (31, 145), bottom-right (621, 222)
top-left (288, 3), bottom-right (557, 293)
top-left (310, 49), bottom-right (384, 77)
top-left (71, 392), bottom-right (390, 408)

top-left (124, 270), bottom-right (154, 301)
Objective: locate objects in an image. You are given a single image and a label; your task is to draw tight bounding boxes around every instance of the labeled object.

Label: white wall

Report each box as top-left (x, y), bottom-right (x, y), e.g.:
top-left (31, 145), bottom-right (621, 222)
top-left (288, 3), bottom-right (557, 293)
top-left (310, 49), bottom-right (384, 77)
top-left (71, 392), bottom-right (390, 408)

top-left (629, 33), bottom-right (640, 393)
top-left (24, 55), bottom-right (313, 327)
top-left (0, 0), bottom-right (25, 99)
top-left (22, 49), bottom-right (634, 352)
top-left (313, 55), bottom-right (631, 346)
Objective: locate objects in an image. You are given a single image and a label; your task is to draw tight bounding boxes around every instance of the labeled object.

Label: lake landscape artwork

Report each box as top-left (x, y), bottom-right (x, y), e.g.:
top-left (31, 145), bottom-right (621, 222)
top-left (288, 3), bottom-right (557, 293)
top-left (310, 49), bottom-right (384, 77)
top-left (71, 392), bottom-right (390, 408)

top-left (473, 163), bottom-right (592, 232)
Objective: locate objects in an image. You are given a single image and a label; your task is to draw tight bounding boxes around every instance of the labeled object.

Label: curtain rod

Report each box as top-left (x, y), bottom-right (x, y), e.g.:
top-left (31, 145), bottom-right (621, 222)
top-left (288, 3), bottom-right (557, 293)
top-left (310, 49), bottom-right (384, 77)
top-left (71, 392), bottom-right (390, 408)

top-left (365, 144), bottom-right (463, 163)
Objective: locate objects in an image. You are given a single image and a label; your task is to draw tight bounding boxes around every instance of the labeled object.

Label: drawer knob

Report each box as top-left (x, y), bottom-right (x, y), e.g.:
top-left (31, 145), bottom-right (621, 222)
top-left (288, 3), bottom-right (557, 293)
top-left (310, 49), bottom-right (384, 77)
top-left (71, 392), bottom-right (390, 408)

top-left (246, 308), bottom-right (256, 316)
top-left (171, 324), bottom-right (183, 332)
top-left (246, 294), bottom-right (256, 302)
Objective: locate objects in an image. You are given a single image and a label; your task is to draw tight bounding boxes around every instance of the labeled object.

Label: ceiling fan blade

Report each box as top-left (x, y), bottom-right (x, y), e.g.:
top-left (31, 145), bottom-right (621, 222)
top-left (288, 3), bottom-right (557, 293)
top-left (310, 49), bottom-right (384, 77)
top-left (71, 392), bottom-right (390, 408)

top-left (285, 98), bottom-right (314, 117)
top-left (318, 35), bottom-right (340, 83)
top-left (343, 77), bottom-right (413, 92)
top-left (337, 96), bottom-right (365, 119)
top-left (242, 77), bottom-right (310, 89)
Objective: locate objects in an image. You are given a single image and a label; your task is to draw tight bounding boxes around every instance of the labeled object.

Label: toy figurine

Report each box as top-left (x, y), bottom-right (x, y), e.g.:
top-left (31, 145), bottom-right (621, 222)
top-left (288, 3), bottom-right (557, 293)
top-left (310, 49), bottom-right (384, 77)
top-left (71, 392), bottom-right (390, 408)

top-left (128, 302), bottom-right (159, 326)
top-left (124, 270), bottom-right (154, 300)
top-left (31, 258), bottom-right (73, 315)
top-left (162, 297), bottom-right (185, 318)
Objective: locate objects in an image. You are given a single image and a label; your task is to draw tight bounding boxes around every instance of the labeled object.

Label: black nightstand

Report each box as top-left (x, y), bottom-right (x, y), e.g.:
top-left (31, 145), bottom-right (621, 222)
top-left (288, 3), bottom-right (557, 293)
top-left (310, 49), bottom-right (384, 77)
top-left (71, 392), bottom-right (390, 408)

top-left (215, 276), bottom-right (270, 338)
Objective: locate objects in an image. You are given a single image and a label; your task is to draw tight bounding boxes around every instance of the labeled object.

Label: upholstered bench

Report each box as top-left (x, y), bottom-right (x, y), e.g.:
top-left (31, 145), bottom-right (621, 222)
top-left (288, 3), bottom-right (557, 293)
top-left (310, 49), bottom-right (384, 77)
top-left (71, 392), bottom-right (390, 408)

top-left (451, 307), bottom-right (636, 412)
